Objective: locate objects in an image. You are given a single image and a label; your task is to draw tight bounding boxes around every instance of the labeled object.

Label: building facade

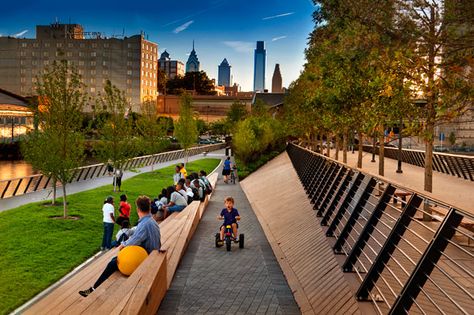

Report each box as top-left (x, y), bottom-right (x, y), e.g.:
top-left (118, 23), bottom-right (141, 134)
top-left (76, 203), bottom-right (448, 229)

top-left (272, 64), bottom-right (283, 93)
top-left (218, 58), bottom-right (231, 87)
top-left (253, 41), bottom-right (266, 92)
top-left (186, 42), bottom-right (200, 73)
top-left (0, 23), bottom-right (158, 112)
top-left (158, 50), bottom-right (184, 80)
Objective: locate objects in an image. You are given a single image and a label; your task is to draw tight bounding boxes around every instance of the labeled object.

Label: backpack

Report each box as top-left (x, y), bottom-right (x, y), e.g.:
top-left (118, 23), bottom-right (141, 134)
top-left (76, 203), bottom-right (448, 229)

top-left (151, 198), bottom-right (159, 214)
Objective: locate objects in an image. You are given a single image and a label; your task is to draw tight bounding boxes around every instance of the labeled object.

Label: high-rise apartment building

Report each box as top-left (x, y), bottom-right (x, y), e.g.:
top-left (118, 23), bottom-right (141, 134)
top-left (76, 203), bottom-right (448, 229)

top-left (158, 50), bottom-right (185, 79)
top-left (0, 23), bottom-right (158, 112)
top-left (186, 41), bottom-right (200, 73)
top-left (218, 58), bottom-right (231, 87)
top-left (253, 41), bottom-right (266, 92)
top-left (271, 64), bottom-right (282, 93)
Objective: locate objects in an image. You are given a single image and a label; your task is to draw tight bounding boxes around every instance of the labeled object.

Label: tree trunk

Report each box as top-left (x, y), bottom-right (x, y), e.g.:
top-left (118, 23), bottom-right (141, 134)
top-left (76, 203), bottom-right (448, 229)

top-left (357, 131), bottom-right (363, 168)
top-left (52, 178), bottom-right (57, 205)
top-left (343, 131), bottom-right (348, 163)
top-left (379, 132), bottom-right (385, 176)
top-left (335, 135), bottom-right (339, 161)
top-left (62, 183), bottom-right (68, 218)
top-left (185, 149), bottom-right (189, 164)
top-left (424, 120), bottom-right (435, 221)
top-left (326, 133), bottom-right (331, 157)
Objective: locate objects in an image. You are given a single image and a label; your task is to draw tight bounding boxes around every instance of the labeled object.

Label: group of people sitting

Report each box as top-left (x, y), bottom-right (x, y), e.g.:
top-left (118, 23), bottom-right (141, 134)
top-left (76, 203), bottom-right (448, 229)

top-left (152, 166), bottom-right (213, 220)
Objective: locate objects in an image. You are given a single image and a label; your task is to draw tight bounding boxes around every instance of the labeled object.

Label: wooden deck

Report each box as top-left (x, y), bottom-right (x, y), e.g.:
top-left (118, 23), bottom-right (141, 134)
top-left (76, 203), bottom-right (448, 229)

top-left (241, 153), bottom-right (369, 315)
top-left (23, 173), bottom-right (218, 314)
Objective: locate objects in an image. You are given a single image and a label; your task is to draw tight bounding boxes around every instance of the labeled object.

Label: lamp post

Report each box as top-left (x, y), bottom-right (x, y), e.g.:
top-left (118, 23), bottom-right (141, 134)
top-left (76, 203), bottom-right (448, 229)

top-left (371, 132), bottom-right (376, 162)
top-left (396, 117), bottom-right (403, 173)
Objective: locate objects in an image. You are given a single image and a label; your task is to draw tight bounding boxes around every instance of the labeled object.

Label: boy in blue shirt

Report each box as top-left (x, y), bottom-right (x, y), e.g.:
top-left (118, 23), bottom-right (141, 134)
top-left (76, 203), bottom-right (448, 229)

top-left (218, 196), bottom-right (240, 242)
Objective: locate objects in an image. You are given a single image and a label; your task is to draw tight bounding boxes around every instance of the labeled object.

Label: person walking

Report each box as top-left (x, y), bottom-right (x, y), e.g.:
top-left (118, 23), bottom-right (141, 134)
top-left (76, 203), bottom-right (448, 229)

top-left (222, 156), bottom-right (232, 183)
top-left (102, 196), bottom-right (116, 250)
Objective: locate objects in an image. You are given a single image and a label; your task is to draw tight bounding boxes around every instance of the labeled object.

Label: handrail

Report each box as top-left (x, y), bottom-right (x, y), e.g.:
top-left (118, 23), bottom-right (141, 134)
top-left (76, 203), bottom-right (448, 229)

top-left (361, 144), bottom-right (474, 181)
top-left (287, 142), bottom-right (473, 315)
top-left (0, 143), bottom-right (226, 199)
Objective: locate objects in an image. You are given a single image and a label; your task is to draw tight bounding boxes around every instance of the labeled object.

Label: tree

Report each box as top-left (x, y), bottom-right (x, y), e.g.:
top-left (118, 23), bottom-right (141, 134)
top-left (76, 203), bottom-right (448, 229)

top-left (167, 71), bottom-right (216, 95)
top-left (22, 60), bottom-right (86, 217)
top-left (226, 100), bottom-right (248, 123)
top-left (136, 100), bottom-right (169, 168)
top-left (158, 69), bottom-right (168, 95)
top-left (95, 80), bottom-right (138, 191)
top-left (174, 93), bottom-right (198, 163)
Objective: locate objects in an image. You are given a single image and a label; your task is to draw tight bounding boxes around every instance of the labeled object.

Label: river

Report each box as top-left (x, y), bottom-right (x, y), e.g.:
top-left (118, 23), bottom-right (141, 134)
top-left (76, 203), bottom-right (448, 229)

top-left (0, 160), bottom-right (37, 181)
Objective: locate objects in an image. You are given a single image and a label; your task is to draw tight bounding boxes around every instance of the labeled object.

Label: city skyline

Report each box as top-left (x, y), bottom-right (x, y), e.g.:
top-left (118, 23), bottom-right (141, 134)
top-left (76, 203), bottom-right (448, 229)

top-left (0, 0), bottom-right (315, 91)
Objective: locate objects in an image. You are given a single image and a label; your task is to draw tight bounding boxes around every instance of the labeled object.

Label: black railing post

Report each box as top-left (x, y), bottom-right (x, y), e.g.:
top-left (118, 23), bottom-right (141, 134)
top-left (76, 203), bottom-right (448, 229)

top-left (356, 194), bottom-right (423, 300)
top-left (1, 180), bottom-right (11, 198)
top-left (389, 208), bottom-right (464, 314)
top-left (342, 184), bottom-right (396, 272)
top-left (314, 166), bottom-right (343, 212)
top-left (12, 179), bottom-right (23, 196)
top-left (326, 173), bottom-right (364, 237)
top-left (310, 163), bottom-right (336, 203)
top-left (317, 168), bottom-right (348, 217)
top-left (321, 171), bottom-right (354, 225)
top-left (313, 164), bottom-right (340, 209)
top-left (333, 177), bottom-right (377, 253)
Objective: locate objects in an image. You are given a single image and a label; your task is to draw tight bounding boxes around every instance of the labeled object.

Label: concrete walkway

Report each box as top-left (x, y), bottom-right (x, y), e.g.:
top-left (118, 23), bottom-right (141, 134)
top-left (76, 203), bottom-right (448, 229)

top-left (328, 149), bottom-right (474, 214)
top-left (0, 150), bottom-right (225, 212)
top-left (159, 160), bottom-right (300, 314)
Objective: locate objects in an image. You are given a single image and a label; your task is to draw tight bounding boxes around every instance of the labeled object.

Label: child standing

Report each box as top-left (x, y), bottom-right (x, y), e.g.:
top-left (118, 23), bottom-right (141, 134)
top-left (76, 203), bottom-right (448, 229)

top-left (102, 196), bottom-right (115, 250)
top-left (116, 194), bottom-right (131, 226)
top-left (218, 196), bottom-right (240, 242)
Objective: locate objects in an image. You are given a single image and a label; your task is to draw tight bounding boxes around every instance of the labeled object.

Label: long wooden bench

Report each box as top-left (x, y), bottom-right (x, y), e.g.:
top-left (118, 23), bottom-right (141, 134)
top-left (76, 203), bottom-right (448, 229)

top-left (23, 173), bottom-right (218, 315)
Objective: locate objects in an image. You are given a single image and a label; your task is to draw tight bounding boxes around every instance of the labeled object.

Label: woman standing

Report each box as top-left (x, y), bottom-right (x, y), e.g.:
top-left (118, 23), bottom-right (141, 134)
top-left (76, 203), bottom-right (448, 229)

top-left (102, 196), bottom-right (116, 250)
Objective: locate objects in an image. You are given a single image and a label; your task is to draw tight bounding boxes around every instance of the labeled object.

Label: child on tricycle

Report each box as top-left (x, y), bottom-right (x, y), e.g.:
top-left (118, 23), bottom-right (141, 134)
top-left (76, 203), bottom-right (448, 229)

top-left (216, 196), bottom-right (244, 251)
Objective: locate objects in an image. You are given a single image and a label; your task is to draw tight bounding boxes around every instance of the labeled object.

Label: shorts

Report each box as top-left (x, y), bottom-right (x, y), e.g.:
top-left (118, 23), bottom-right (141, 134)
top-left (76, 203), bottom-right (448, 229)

top-left (168, 205), bottom-right (186, 213)
top-left (221, 222), bottom-right (238, 228)
top-left (222, 169), bottom-right (231, 176)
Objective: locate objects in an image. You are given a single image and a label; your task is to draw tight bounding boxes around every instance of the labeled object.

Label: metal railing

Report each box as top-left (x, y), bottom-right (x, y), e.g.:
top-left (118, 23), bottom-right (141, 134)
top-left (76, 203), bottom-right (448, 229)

top-left (362, 145), bottom-right (474, 182)
top-left (0, 143), bottom-right (226, 200)
top-left (287, 142), bottom-right (473, 315)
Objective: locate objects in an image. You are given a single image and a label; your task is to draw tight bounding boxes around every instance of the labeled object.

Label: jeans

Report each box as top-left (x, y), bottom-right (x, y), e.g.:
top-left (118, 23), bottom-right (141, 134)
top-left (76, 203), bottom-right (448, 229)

top-left (102, 222), bottom-right (114, 249)
top-left (93, 256), bottom-right (118, 289)
top-left (168, 204), bottom-right (186, 213)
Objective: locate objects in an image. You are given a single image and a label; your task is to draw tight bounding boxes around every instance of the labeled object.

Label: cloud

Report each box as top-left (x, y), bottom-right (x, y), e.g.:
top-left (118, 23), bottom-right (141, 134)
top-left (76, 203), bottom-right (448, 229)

top-left (13, 30), bottom-right (28, 38)
top-left (173, 21), bottom-right (194, 34)
top-left (272, 36), bottom-right (287, 42)
top-left (262, 12), bottom-right (294, 20)
top-left (223, 41), bottom-right (254, 53)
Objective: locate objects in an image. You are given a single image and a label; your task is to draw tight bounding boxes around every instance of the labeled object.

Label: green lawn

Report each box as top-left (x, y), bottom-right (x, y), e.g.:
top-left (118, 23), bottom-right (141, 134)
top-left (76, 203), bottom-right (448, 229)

top-left (0, 158), bottom-right (220, 314)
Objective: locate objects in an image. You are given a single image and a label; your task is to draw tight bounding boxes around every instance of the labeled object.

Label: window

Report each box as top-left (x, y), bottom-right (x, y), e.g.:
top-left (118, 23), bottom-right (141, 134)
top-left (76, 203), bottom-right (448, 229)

top-left (128, 43), bottom-right (132, 48)
top-left (43, 51), bottom-right (49, 57)
top-left (78, 61), bottom-right (84, 66)
top-left (31, 60), bottom-right (37, 66)
top-left (127, 79), bottom-right (132, 84)
top-left (128, 52), bottom-right (133, 57)
top-left (79, 52), bottom-right (84, 57)
top-left (21, 77), bottom-right (26, 83)
top-left (90, 78), bottom-right (95, 84)
top-left (80, 43), bottom-right (85, 48)
top-left (103, 70), bottom-right (108, 75)
top-left (32, 51), bottom-right (36, 57)
top-left (56, 43), bottom-right (63, 48)
top-left (91, 52), bottom-right (96, 57)
top-left (91, 70), bottom-right (96, 75)
top-left (68, 43), bottom-right (74, 48)
top-left (102, 61), bottom-right (107, 66)
top-left (43, 60), bottom-right (49, 66)
top-left (104, 43), bottom-right (109, 48)
top-left (33, 43), bottom-right (39, 48)
top-left (67, 52), bottom-right (72, 57)
top-left (127, 70), bottom-right (132, 75)
top-left (20, 51), bottom-right (26, 57)
top-left (21, 42), bottom-right (27, 47)
top-left (78, 69), bottom-right (84, 75)
top-left (92, 43), bottom-right (97, 48)
top-left (20, 69), bottom-right (26, 74)
top-left (90, 87), bottom-right (96, 93)
top-left (90, 61), bottom-right (96, 66)
top-left (44, 43), bottom-right (50, 47)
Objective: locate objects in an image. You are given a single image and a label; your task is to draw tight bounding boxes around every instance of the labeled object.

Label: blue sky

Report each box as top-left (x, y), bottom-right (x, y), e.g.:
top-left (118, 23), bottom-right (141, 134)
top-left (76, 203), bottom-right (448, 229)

top-left (1, 0), bottom-right (315, 91)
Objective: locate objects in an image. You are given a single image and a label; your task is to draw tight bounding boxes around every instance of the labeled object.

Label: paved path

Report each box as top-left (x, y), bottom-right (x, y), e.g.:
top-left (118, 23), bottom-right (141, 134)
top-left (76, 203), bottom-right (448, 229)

top-left (329, 149), bottom-right (474, 214)
top-left (0, 150), bottom-right (225, 212)
top-left (159, 160), bottom-right (300, 315)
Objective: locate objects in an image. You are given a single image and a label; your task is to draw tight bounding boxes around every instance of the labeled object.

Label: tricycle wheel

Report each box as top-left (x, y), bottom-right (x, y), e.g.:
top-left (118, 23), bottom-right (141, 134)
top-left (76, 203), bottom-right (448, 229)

top-left (215, 233), bottom-right (221, 247)
top-left (226, 237), bottom-right (231, 251)
top-left (239, 234), bottom-right (244, 248)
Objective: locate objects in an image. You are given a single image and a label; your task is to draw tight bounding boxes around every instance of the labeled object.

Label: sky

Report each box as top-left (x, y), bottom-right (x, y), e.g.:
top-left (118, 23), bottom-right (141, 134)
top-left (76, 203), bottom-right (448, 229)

top-left (0, 0), bottom-right (316, 91)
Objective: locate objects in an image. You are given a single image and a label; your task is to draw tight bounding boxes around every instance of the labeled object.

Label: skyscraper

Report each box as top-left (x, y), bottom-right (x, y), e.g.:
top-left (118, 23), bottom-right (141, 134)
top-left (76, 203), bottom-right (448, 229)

top-left (186, 41), bottom-right (200, 73)
top-left (218, 58), bottom-right (231, 87)
top-left (253, 41), bottom-right (266, 92)
top-left (271, 64), bottom-right (283, 93)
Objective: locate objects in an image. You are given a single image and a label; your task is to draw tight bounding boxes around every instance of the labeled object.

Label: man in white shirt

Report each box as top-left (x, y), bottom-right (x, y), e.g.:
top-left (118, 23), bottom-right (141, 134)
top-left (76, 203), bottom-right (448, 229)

top-left (102, 196), bottom-right (116, 250)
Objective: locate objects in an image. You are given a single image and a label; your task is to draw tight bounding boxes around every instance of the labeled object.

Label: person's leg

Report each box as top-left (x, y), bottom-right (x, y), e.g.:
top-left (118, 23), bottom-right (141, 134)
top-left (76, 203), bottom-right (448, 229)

top-left (101, 222), bottom-right (107, 249)
top-left (220, 225), bottom-right (225, 241)
top-left (94, 257), bottom-right (118, 289)
top-left (105, 223), bottom-right (114, 249)
top-left (232, 223), bottom-right (238, 240)
top-left (168, 205), bottom-right (185, 213)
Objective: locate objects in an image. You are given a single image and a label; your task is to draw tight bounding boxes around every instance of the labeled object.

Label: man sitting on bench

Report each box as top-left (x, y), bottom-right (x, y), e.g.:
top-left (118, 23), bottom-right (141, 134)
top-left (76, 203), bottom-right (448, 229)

top-left (79, 195), bottom-right (163, 297)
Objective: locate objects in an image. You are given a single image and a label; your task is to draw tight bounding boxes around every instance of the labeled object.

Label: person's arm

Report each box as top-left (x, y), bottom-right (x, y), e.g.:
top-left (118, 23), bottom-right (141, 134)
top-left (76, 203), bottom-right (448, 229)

top-left (217, 209), bottom-right (224, 220)
top-left (122, 225), bottom-right (145, 247)
top-left (110, 213), bottom-right (115, 223)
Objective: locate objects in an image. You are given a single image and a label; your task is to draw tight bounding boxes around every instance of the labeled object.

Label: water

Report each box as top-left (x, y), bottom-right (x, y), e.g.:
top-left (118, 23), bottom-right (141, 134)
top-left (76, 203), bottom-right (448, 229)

top-left (0, 160), bottom-right (37, 181)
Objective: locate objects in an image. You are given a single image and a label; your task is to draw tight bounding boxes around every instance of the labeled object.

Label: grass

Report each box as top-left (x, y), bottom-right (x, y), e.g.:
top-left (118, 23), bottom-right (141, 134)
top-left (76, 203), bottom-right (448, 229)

top-left (0, 158), bottom-right (220, 314)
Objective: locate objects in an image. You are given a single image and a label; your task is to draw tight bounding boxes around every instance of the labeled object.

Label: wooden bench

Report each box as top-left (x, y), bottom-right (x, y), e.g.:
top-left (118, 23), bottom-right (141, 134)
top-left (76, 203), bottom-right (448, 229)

top-left (24, 173), bottom-right (219, 315)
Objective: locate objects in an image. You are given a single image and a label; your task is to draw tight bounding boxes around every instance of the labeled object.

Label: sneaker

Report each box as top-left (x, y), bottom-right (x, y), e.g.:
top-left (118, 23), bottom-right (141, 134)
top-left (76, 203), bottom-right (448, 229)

top-left (79, 287), bottom-right (94, 297)
top-left (233, 238), bottom-right (239, 243)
